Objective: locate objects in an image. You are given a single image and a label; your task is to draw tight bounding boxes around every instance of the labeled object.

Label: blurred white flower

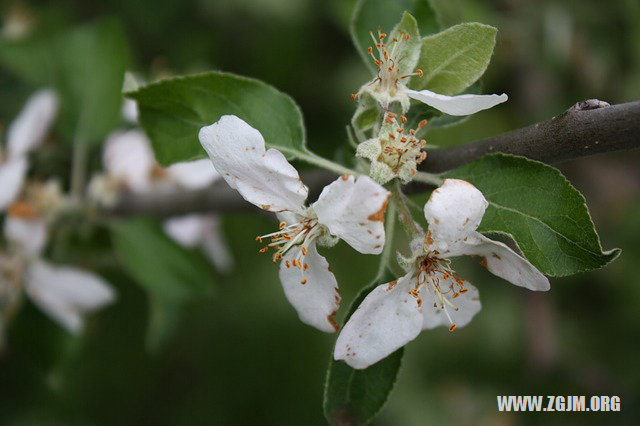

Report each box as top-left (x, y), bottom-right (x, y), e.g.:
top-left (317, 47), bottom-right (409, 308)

top-left (92, 120), bottom-right (234, 273)
top-left (199, 115), bottom-right (391, 332)
top-left (0, 89), bottom-right (58, 211)
top-left (1, 201), bottom-right (115, 335)
top-left (355, 29), bottom-right (507, 115)
top-left (335, 179), bottom-right (549, 369)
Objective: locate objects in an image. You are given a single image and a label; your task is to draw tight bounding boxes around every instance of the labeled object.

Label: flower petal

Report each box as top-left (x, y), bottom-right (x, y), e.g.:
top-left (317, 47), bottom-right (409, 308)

top-left (0, 158), bottom-right (27, 211)
top-left (163, 214), bottom-right (205, 247)
top-left (201, 215), bottom-right (234, 273)
top-left (3, 216), bottom-right (47, 257)
top-left (6, 89), bottom-right (58, 159)
top-left (457, 233), bottom-right (550, 291)
top-left (424, 179), bottom-right (488, 251)
top-left (421, 280), bottom-right (481, 329)
top-left (24, 260), bottom-right (116, 334)
top-left (312, 175), bottom-right (390, 254)
top-left (334, 273), bottom-right (423, 369)
top-left (278, 241), bottom-right (341, 333)
top-left (122, 98), bottom-right (139, 124)
top-left (103, 130), bottom-right (156, 193)
top-left (166, 159), bottom-right (220, 190)
top-left (199, 115), bottom-right (308, 214)
top-left (407, 89), bottom-right (507, 116)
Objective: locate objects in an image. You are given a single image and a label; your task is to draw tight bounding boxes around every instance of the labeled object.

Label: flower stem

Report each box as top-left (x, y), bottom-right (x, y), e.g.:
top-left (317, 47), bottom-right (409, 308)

top-left (412, 171), bottom-right (443, 186)
top-left (375, 200), bottom-right (396, 279)
top-left (70, 134), bottom-right (87, 202)
top-left (392, 181), bottom-right (422, 237)
top-left (297, 151), bottom-right (358, 176)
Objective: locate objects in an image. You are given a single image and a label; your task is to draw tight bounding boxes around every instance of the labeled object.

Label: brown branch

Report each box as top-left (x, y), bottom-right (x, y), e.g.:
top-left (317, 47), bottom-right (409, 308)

top-left (107, 99), bottom-right (640, 217)
top-left (420, 99), bottom-right (640, 173)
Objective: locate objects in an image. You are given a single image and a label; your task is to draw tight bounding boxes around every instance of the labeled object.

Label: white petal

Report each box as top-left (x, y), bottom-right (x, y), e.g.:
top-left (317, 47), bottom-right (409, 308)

top-left (24, 260), bottom-right (116, 334)
top-left (3, 216), bottom-right (47, 257)
top-left (313, 175), bottom-right (390, 254)
top-left (424, 179), bottom-right (488, 251)
top-left (334, 273), bottom-right (423, 369)
top-left (166, 158), bottom-right (220, 190)
top-left (407, 89), bottom-right (507, 116)
top-left (163, 214), bottom-right (205, 247)
top-left (6, 89), bottom-right (58, 159)
top-left (278, 241), bottom-right (341, 333)
top-left (102, 130), bottom-right (156, 193)
top-left (457, 233), bottom-right (550, 291)
top-left (276, 211), bottom-right (302, 227)
top-left (0, 158), bottom-right (27, 211)
top-left (201, 215), bottom-right (234, 273)
top-left (421, 280), bottom-right (481, 329)
top-left (121, 98), bottom-right (139, 124)
top-left (199, 115), bottom-right (308, 214)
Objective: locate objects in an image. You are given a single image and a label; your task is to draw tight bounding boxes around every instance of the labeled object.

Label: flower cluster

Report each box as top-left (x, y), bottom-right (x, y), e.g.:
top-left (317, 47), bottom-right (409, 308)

top-left (193, 21), bottom-right (549, 365)
top-left (1, 90), bottom-right (114, 342)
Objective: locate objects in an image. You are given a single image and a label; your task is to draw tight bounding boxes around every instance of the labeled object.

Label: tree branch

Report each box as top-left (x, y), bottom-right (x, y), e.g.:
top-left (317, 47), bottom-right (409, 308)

top-left (106, 170), bottom-right (337, 218)
top-left (420, 100), bottom-right (640, 173)
top-left (107, 99), bottom-right (640, 217)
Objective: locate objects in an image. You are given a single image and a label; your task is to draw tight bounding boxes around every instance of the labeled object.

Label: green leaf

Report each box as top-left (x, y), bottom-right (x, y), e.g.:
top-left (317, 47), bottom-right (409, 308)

top-left (389, 12), bottom-right (422, 77)
top-left (324, 272), bottom-right (403, 425)
top-left (0, 35), bottom-right (57, 85)
top-left (445, 154), bottom-right (621, 276)
top-left (351, 0), bottom-right (439, 74)
top-left (351, 92), bottom-right (379, 132)
top-left (427, 0), bottom-right (463, 29)
top-left (410, 22), bottom-right (497, 95)
top-left (146, 296), bottom-right (183, 352)
top-left (55, 19), bottom-right (129, 145)
top-left (127, 71), bottom-right (306, 166)
top-left (110, 218), bottom-right (215, 350)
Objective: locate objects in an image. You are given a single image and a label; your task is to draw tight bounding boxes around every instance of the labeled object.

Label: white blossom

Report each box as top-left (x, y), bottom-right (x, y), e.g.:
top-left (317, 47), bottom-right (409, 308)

top-left (335, 179), bottom-right (549, 368)
top-left (93, 124), bottom-right (234, 272)
top-left (356, 112), bottom-right (428, 184)
top-left (199, 115), bottom-right (391, 332)
top-left (354, 29), bottom-right (507, 115)
top-left (1, 202), bottom-right (115, 335)
top-left (0, 89), bottom-right (58, 211)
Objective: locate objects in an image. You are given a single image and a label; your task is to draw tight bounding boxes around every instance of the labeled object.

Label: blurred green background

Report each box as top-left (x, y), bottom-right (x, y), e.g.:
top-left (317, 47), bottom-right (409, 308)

top-left (1, 0), bottom-right (639, 424)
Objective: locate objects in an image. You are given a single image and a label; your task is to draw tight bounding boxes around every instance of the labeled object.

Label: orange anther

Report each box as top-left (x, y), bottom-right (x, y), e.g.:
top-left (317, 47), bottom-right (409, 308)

top-left (418, 119), bottom-right (428, 128)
